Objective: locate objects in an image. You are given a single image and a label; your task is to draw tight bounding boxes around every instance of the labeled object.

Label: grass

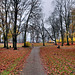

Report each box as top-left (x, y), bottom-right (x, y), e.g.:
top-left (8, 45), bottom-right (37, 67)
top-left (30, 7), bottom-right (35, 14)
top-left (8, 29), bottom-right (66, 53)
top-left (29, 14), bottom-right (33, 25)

top-left (0, 47), bottom-right (31, 75)
top-left (40, 46), bottom-right (75, 75)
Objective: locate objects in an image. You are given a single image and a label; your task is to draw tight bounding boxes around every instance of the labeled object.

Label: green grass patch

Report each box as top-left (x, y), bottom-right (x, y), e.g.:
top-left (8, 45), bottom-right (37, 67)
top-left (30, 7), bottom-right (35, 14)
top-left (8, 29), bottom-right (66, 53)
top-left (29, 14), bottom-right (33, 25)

top-left (0, 56), bottom-right (24, 75)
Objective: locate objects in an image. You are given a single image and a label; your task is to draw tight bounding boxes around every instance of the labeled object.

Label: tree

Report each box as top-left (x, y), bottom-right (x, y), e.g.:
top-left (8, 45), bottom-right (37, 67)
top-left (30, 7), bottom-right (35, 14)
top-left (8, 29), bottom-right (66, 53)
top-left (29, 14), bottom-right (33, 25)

top-left (5, 0), bottom-right (9, 49)
top-left (0, 1), bottom-right (7, 48)
top-left (13, 0), bottom-right (21, 49)
top-left (62, 0), bottom-right (75, 45)
top-left (23, 0), bottom-right (41, 47)
top-left (48, 11), bottom-right (60, 45)
top-left (70, 8), bottom-right (75, 44)
top-left (54, 0), bottom-right (66, 46)
top-left (41, 19), bottom-right (45, 46)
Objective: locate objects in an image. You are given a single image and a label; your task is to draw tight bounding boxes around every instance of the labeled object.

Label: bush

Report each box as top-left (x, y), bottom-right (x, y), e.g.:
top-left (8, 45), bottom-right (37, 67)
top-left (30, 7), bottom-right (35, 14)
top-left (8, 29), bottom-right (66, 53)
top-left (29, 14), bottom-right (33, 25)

top-left (73, 38), bottom-right (75, 42)
top-left (26, 42), bottom-right (31, 47)
top-left (56, 39), bottom-right (59, 43)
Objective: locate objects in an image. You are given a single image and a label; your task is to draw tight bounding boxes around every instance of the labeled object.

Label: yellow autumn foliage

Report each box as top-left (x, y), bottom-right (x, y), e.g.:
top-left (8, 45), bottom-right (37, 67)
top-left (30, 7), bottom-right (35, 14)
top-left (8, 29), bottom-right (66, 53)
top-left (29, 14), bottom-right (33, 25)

top-left (59, 37), bottom-right (75, 43)
top-left (26, 42), bottom-right (31, 47)
top-left (56, 39), bottom-right (59, 43)
top-left (49, 40), bottom-right (52, 42)
top-left (73, 38), bottom-right (75, 42)
top-left (68, 38), bottom-right (71, 42)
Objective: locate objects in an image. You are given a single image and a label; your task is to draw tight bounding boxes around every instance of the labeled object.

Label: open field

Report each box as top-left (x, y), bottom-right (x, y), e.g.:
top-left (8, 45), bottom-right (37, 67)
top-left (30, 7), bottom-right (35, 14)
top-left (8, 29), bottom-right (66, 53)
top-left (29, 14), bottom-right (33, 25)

top-left (0, 47), bottom-right (31, 75)
top-left (40, 46), bottom-right (75, 75)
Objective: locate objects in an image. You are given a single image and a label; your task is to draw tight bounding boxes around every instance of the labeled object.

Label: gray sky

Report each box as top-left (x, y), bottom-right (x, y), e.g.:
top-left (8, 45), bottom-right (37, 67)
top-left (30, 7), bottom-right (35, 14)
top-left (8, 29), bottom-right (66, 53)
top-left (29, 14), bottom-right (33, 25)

top-left (42, 0), bottom-right (55, 19)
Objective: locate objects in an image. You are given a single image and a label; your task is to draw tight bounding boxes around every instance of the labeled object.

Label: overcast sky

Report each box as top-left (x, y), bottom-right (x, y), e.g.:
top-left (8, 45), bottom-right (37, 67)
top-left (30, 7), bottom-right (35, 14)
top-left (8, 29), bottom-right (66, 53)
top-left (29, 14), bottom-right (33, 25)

top-left (41, 0), bottom-right (55, 19)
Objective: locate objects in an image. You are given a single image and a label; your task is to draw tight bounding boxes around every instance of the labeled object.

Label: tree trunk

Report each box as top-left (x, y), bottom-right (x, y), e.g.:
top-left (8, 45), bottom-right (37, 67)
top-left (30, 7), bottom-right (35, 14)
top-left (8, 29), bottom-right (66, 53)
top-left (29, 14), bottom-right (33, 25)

top-left (42, 35), bottom-right (45, 46)
top-left (2, 20), bottom-right (6, 48)
top-left (42, 20), bottom-right (45, 46)
top-left (1, 2), bottom-right (6, 48)
top-left (13, 37), bottom-right (15, 48)
top-left (60, 14), bottom-right (64, 46)
top-left (23, 4), bottom-right (33, 47)
top-left (59, 3), bottom-right (64, 46)
top-left (54, 32), bottom-right (57, 45)
top-left (4, 34), bottom-right (6, 48)
top-left (14, 34), bottom-right (17, 50)
top-left (71, 19), bottom-right (74, 45)
top-left (6, 10), bottom-right (8, 49)
top-left (5, 0), bottom-right (8, 49)
top-left (67, 35), bottom-right (69, 45)
top-left (55, 34), bottom-right (57, 45)
top-left (0, 35), bottom-right (1, 43)
top-left (61, 31), bottom-right (64, 46)
top-left (36, 35), bottom-right (39, 43)
top-left (14, 0), bottom-right (18, 50)
top-left (71, 35), bottom-right (73, 45)
top-left (23, 15), bottom-right (30, 47)
top-left (66, 26), bottom-right (69, 45)
top-left (24, 30), bottom-right (27, 47)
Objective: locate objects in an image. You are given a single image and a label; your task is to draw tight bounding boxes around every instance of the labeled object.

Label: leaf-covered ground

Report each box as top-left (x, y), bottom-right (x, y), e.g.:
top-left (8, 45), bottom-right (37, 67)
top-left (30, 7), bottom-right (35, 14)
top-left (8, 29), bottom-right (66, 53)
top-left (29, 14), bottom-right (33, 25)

top-left (0, 47), bottom-right (31, 75)
top-left (32, 43), bottom-right (54, 47)
top-left (0, 43), bottom-right (24, 48)
top-left (40, 46), bottom-right (75, 75)
top-left (0, 43), bottom-right (53, 48)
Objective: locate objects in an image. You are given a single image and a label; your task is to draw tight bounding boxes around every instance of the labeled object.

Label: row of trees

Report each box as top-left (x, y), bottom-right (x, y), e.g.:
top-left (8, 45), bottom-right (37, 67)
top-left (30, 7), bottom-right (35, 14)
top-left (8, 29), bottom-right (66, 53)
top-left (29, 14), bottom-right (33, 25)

top-left (47, 0), bottom-right (75, 46)
top-left (27, 0), bottom-right (75, 46)
top-left (0, 0), bottom-right (42, 49)
top-left (26, 0), bottom-right (75, 46)
top-left (0, 0), bottom-right (75, 48)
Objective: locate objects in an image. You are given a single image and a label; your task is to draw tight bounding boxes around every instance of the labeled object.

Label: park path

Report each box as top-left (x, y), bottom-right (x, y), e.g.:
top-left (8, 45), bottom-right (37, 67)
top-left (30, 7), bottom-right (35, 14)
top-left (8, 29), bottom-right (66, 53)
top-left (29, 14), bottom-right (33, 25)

top-left (20, 47), bottom-right (47, 75)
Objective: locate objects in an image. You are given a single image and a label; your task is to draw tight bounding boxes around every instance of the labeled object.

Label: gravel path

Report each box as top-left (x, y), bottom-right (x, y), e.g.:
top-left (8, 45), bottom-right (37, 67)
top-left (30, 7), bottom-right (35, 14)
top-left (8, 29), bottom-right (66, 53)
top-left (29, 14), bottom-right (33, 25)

top-left (20, 47), bottom-right (46, 75)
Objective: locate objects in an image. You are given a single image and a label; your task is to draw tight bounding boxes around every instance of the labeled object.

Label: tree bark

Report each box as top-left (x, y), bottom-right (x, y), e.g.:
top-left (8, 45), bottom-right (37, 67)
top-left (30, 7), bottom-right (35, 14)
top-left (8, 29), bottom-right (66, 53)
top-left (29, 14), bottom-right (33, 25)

top-left (6, 10), bottom-right (8, 49)
top-left (24, 29), bottom-right (27, 47)
top-left (4, 34), bottom-right (6, 48)
top-left (13, 0), bottom-right (18, 50)
top-left (71, 35), bottom-right (73, 45)
top-left (5, 0), bottom-right (8, 48)
top-left (54, 31), bottom-right (57, 45)
top-left (42, 20), bottom-right (45, 46)
top-left (60, 6), bottom-right (64, 46)
top-left (1, 7), bottom-right (6, 48)
top-left (23, 12), bottom-right (30, 47)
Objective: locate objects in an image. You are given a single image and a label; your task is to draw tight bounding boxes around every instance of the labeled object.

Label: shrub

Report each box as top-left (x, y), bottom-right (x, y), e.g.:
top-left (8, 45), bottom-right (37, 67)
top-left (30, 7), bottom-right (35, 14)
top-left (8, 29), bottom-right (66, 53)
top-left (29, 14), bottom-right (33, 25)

top-left (68, 38), bottom-right (71, 42)
top-left (73, 38), bottom-right (75, 42)
top-left (26, 42), bottom-right (31, 47)
top-left (56, 39), bottom-right (59, 43)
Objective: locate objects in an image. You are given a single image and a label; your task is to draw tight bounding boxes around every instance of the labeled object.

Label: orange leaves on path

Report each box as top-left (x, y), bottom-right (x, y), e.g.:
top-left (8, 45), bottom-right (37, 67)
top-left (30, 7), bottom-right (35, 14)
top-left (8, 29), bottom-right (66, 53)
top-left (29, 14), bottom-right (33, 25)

top-left (40, 46), bottom-right (75, 75)
top-left (0, 47), bottom-right (31, 75)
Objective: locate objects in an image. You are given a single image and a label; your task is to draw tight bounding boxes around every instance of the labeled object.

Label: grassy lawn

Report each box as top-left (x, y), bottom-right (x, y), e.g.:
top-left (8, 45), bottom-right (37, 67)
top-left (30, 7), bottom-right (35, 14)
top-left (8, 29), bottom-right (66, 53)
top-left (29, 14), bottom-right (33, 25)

top-left (40, 46), bottom-right (75, 75)
top-left (0, 47), bottom-right (31, 75)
